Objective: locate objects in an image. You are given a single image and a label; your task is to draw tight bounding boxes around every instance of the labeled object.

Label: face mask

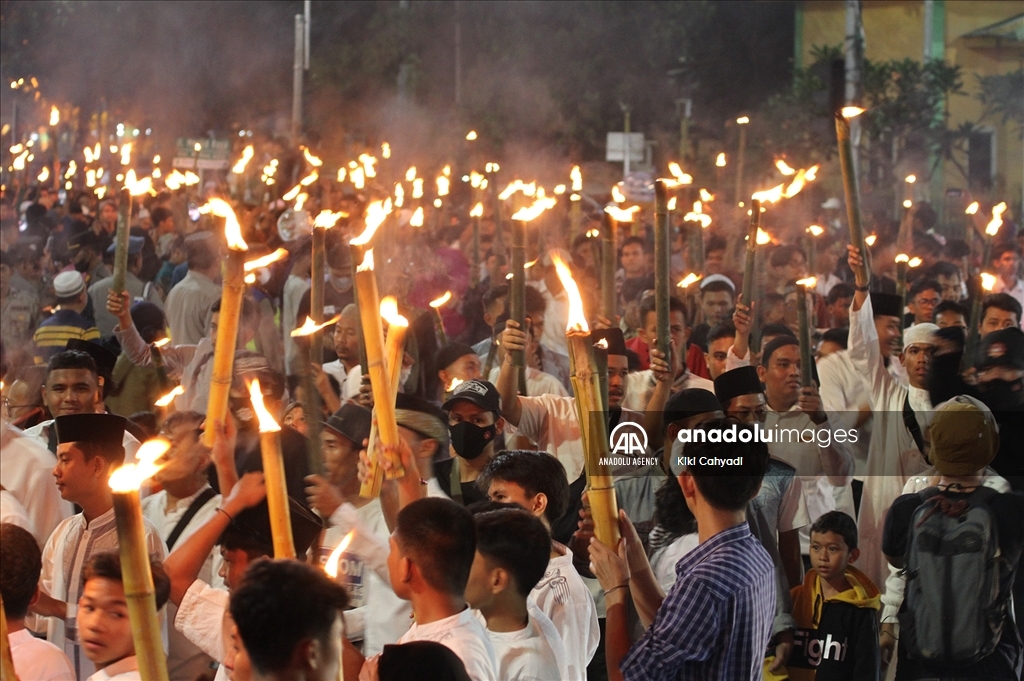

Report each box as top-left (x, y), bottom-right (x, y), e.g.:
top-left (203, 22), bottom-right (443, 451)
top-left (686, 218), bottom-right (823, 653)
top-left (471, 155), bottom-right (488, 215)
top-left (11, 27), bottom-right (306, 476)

top-left (977, 378), bottom-right (1023, 412)
top-left (449, 421), bottom-right (496, 460)
top-left (330, 275), bottom-right (352, 291)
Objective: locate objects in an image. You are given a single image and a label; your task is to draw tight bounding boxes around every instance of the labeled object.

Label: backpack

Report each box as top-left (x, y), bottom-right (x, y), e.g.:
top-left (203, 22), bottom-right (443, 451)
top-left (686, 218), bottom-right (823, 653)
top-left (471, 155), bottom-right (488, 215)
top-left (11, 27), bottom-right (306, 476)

top-left (899, 486), bottom-right (1007, 664)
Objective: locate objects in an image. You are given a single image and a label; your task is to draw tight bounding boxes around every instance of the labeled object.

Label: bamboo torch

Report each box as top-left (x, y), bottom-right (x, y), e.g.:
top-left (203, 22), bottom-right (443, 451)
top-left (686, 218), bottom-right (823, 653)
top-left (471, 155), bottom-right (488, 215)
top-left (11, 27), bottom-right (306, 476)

top-left (795, 277), bottom-right (817, 387)
top-left (247, 379), bottom-right (295, 558)
top-left (149, 337), bottom-right (172, 391)
top-left (570, 166), bottom-right (583, 241)
top-left (835, 109), bottom-right (870, 284)
top-left (470, 202), bottom-right (483, 288)
top-left (601, 210), bottom-right (616, 321)
top-left (510, 196), bottom-right (556, 371)
top-left (109, 439), bottom-right (173, 681)
top-left (381, 297), bottom-right (409, 400)
top-left (964, 204), bottom-right (1007, 368)
top-left (200, 199), bottom-right (248, 447)
top-left (551, 254), bottom-right (620, 547)
top-left (111, 171), bottom-right (153, 293)
top-left (429, 291), bottom-right (452, 346)
top-left (653, 181), bottom-right (671, 361)
top-left (741, 199), bottom-right (762, 308)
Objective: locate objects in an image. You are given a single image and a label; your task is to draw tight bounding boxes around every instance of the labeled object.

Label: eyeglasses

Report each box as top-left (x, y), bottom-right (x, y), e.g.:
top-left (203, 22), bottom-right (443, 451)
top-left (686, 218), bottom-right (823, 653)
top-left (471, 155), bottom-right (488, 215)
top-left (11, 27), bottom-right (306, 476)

top-left (3, 398), bottom-right (37, 417)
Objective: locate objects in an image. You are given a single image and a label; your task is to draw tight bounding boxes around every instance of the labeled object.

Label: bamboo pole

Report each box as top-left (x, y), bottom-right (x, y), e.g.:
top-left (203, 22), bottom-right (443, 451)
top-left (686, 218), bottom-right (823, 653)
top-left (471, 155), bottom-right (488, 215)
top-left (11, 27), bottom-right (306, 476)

top-left (354, 251), bottom-right (404, 498)
top-left (112, 490), bottom-right (169, 681)
top-left (349, 245), bottom-right (369, 375)
top-left (202, 248), bottom-right (246, 447)
top-left (509, 218), bottom-right (527, 369)
top-left (305, 225), bottom-right (326, 473)
top-left (149, 344), bottom-right (171, 391)
top-left (567, 332), bottom-right (619, 548)
top-left (601, 212), bottom-right (616, 321)
top-left (260, 426), bottom-right (295, 559)
top-left (111, 187), bottom-right (133, 293)
top-left (835, 113), bottom-right (870, 284)
top-left (0, 593), bottom-right (17, 681)
top-left (796, 282), bottom-right (814, 388)
top-left (741, 200), bottom-right (761, 308)
top-left (471, 214), bottom-right (481, 288)
top-left (570, 198), bottom-right (581, 243)
top-left (654, 180), bottom-right (671, 361)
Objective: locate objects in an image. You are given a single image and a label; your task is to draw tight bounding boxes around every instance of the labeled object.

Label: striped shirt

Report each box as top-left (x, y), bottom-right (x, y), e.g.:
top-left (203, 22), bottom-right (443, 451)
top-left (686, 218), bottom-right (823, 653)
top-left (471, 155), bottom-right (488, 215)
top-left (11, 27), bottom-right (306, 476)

top-left (33, 309), bottom-right (99, 362)
top-left (622, 522), bottom-right (775, 681)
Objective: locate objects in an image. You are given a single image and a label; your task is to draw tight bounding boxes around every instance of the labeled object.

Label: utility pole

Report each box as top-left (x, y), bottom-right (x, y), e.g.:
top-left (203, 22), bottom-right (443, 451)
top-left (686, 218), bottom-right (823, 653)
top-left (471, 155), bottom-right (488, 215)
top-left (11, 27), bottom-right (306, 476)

top-left (292, 13), bottom-right (305, 140)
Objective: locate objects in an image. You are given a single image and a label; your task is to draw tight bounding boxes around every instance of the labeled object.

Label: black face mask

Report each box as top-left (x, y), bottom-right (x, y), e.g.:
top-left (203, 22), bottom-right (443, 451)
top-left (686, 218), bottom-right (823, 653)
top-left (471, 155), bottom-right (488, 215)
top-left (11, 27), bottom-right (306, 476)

top-left (449, 421), bottom-right (496, 460)
top-left (978, 378), bottom-right (1024, 413)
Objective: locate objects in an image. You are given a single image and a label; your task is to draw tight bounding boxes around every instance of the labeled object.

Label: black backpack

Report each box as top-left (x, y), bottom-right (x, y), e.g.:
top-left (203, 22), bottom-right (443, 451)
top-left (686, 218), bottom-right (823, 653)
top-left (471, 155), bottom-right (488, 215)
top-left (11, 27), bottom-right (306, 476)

top-left (899, 486), bottom-right (1008, 664)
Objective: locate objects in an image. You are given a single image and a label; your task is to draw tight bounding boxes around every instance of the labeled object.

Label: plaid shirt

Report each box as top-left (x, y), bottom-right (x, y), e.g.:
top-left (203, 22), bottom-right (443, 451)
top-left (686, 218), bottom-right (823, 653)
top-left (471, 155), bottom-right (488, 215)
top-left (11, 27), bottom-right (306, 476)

top-left (623, 522), bottom-right (775, 681)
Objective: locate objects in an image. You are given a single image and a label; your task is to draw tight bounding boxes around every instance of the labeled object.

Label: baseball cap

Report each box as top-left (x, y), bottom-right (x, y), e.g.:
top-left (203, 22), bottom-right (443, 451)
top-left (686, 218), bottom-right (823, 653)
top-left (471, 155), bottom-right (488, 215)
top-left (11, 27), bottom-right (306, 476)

top-left (442, 378), bottom-right (500, 415)
top-left (322, 403), bottom-right (372, 447)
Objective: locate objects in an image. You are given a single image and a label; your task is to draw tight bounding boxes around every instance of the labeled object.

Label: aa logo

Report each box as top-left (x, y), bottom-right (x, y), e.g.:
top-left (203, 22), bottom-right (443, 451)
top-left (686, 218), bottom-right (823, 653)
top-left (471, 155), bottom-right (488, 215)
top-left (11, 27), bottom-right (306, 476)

top-left (609, 421), bottom-right (649, 456)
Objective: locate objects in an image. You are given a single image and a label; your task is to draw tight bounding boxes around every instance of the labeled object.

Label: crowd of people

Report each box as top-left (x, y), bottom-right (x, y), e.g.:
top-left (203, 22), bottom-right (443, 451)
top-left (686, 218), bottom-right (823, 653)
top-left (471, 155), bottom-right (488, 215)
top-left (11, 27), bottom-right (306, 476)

top-left (1, 176), bottom-right (1023, 681)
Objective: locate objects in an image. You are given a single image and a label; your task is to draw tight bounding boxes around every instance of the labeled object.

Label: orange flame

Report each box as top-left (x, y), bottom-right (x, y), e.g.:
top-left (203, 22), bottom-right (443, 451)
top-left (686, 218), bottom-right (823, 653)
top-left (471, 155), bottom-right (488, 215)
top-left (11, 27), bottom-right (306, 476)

top-left (248, 378), bottom-right (281, 434)
top-left (290, 314), bottom-right (342, 337)
top-left (466, 130), bottom-right (478, 141)
top-left (108, 438), bottom-right (171, 492)
top-left (611, 184), bottom-right (626, 203)
top-left (394, 183), bottom-right (405, 207)
top-left (200, 198), bottom-right (247, 251)
top-left (446, 377), bottom-right (464, 392)
top-left (756, 228), bottom-right (771, 245)
top-left (981, 272), bottom-right (997, 291)
top-left (49, 105), bottom-right (60, 126)
top-left (470, 171), bottom-right (484, 189)
top-left (795, 276), bottom-right (818, 288)
top-left (908, 257), bottom-right (923, 268)
top-left (153, 337), bottom-right (171, 348)
top-left (716, 153), bottom-right (726, 167)
top-left (595, 338), bottom-right (609, 349)
top-left (351, 167), bottom-right (365, 189)
top-left (244, 248), bottom-right (289, 271)
top-left (986, 202), bottom-right (1007, 237)
top-left (905, 174), bottom-right (916, 184)
top-left (154, 386), bottom-right (184, 407)
top-left (699, 188), bottom-right (714, 202)
top-left (302, 148), bottom-right (323, 167)
top-left (232, 145), bottom-right (254, 174)
top-left (299, 170), bottom-right (319, 187)
top-left (358, 154), bottom-right (377, 178)
top-left (412, 178), bottom-right (424, 199)
top-left (381, 142), bottom-right (391, 159)
top-left (604, 205), bottom-right (640, 222)
top-left (123, 169), bottom-right (153, 196)
top-left (807, 225), bottom-right (824, 237)
top-left (429, 291), bottom-right (452, 309)
top-left (325, 531), bottom-right (356, 579)
top-left (380, 296), bottom-right (409, 329)
top-left (895, 253), bottom-right (910, 264)
top-left (282, 184), bottom-right (301, 201)
top-left (350, 200), bottom-right (393, 246)
top-left (357, 250), bottom-right (374, 273)
top-left (437, 176), bottom-right (450, 196)
top-left (841, 106), bottom-right (866, 118)
top-left (405, 166), bottom-right (417, 182)
top-left (511, 196), bottom-right (557, 222)
top-left (470, 202), bottom-right (483, 218)
top-left (865, 234), bottom-right (877, 247)
top-left (313, 210), bottom-right (347, 230)
top-left (410, 206), bottom-right (424, 227)
top-left (667, 162), bottom-right (693, 185)
top-left (775, 159), bottom-right (796, 176)
top-left (336, 167), bottom-right (347, 182)
top-left (677, 273), bottom-right (701, 288)
top-left (571, 165), bottom-right (582, 192)
top-left (965, 201), bottom-right (979, 215)
top-left (550, 254), bottom-right (588, 333)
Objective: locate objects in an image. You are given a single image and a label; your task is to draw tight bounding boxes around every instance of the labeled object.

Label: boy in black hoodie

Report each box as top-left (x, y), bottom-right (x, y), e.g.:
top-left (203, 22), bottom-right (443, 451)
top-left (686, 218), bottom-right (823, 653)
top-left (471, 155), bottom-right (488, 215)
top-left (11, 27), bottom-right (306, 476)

top-left (785, 511), bottom-right (880, 681)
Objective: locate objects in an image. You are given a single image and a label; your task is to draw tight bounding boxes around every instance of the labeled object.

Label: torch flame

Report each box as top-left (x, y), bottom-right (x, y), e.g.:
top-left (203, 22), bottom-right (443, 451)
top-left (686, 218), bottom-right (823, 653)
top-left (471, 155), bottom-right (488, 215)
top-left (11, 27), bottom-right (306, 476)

top-left (981, 272), bottom-right (997, 291)
top-left (85, 169), bottom-right (97, 187)
top-left (554, 184), bottom-right (566, 195)
top-left (470, 202), bottom-right (483, 218)
top-left (437, 175), bottom-right (450, 196)
top-left (443, 165), bottom-right (451, 177)
top-left (299, 170), bottom-right (319, 186)
top-left (903, 200), bottom-right (913, 208)
top-left (325, 531), bottom-right (356, 579)
top-left (736, 116), bottom-right (750, 125)
top-left (351, 167), bottom-right (366, 189)
top-left (895, 253), bottom-right (910, 264)
top-left (380, 296), bottom-right (409, 330)
top-left (83, 145), bottom-right (94, 163)
top-left (677, 273), bottom-right (701, 288)
top-left (357, 250), bottom-right (374, 272)
top-left (232, 145), bottom-right (254, 174)
top-left (511, 196), bottom-right (557, 222)
top-left (775, 159), bottom-right (796, 176)
top-left (248, 378), bottom-right (281, 434)
top-left (153, 337), bottom-right (171, 348)
top-left (429, 291), bottom-right (452, 309)
top-left (358, 154), bottom-right (377, 178)
top-left (752, 184), bottom-right (784, 204)
top-left (381, 142), bottom-right (391, 159)
top-left (571, 165), bottom-right (582, 192)
top-left (410, 206), bottom-right (424, 227)
top-left (756, 228), bottom-right (771, 245)
top-left (38, 167), bottom-right (50, 183)
top-left (470, 171), bottom-right (484, 189)
top-left (302, 148), bottom-right (323, 167)
top-left (313, 210), bottom-right (347, 230)
top-left (611, 184), bottom-right (626, 203)
top-left (716, 153), bottom-right (727, 167)
top-left (795, 277), bottom-right (818, 288)
top-left (163, 170), bottom-right (184, 190)
top-left (604, 205), bottom-right (641, 222)
top-left (245, 248), bottom-right (289, 271)
top-left (405, 167), bottom-right (417, 182)
top-left (446, 378), bottom-right (464, 392)
top-left (349, 200), bottom-right (392, 246)
top-left (586, 228), bottom-right (600, 238)
top-left (499, 180), bottom-right (524, 201)
top-left (337, 167), bottom-right (347, 182)
top-left (965, 201), bottom-right (979, 215)
top-left (291, 314), bottom-right (342, 337)
top-left (49, 105), bottom-right (60, 126)
top-left (865, 234), bottom-right (877, 247)
top-left (550, 254), bottom-right (588, 333)
top-left (699, 188), bottom-right (714, 202)
top-left (466, 130), bottom-right (478, 141)
top-left (841, 106), bottom-right (866, 118)
top-left (667, 196), bottom-right (677, 211)
top-left (667, 162), bottom-right (693, 185)
top-left (412, 178), bottom-right (424, 199)
top-left (985, 202), bottom-right (1007, 237)
top-left (293, 193), bottom-right (308, 212)
top-left (120, 143), bottom-right (132, 166)
top-left (199, 198), bottom-right (247, 251)
top-left (244, 273), bottom-right (256, 284)
top-left (905, 174), bottom-right (916, 184)
top-left (394, 183), bottom-right (405, 207)
top-left (807, 225), bottom-right (825, 237)
top-left (108, 438), bottom-right (171, 492)
top-left (183, 171), bottom-right (200, 186)
top-left (65, 160), bottom-right (77, 178)
top-left (123, 169), bottom-right (153, 196)
top-left (908, 257), bottom-right (923, 268)
top-left (154, 386), bottom-right (184, 407)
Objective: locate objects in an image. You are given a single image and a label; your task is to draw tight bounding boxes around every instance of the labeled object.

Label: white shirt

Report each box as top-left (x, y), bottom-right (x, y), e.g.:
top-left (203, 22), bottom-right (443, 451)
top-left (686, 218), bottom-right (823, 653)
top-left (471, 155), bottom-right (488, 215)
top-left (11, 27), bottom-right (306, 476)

top-left (85, 656), bottom-right (140, 681)
top-left (816, 349), bottom-right (873, 472)
top-left (622, 369), bottom-right (715, 412)
top-left (0, 488), bottom-right (35, 537)
top-left (530, 280), bottom-right (569, 358)
top-left (529, 542), bottom-right (599, 681)
top-left (849, 295), bottom-right (932, 588)
top-left (319, 500), bottom-right (411, 656)
top-left (40, 507), bottom-right (167, 681)
top-left (992, 275), bottom-right (1024, 327)
top-left (484, 602), bottom-right (567, 681)
top-left (649, 533), bottom-right (700, 592)
top-left (175, 580), bottom-right (229, 664)
top-left (8, 627), bottom-right (75, 681)
top-left (514, 393), bottom-right (643, 481)
top-left (487, 366), bottom-right (568, 399)
top-left (396, 608), bottom-right (498, 681)
top-left (322, 360), bottom-right (363, 401)
top-left (141, 486), bottom-right (223, 681)
top-left (0, 420), bottom-right (73, 546)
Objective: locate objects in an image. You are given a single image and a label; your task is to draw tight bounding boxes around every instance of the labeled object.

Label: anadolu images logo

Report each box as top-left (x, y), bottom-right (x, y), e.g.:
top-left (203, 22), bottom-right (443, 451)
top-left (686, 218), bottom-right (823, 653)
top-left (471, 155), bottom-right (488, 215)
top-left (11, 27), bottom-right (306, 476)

top-left (609, 421), bottom-right (648, 456)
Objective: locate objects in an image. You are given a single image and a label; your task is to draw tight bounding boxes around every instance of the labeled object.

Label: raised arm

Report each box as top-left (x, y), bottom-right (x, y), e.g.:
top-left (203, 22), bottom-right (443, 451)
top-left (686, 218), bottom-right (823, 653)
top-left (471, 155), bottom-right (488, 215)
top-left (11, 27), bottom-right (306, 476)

top-left (108, 288), bottom-right (195, 376)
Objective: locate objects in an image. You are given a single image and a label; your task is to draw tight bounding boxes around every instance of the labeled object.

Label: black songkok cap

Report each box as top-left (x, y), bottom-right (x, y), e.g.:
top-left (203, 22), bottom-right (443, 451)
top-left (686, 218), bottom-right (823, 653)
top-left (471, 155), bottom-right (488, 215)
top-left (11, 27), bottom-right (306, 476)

top-left (322, 403), bottom-right (372, 447)
top-left (434, 343), bottom-right (477, 373)
top-left (977, 327), bottom-right (1024, 372)
top-left (591, 327), bottom-right (628, 356)
top-left (664, 388), bottom-right (722, 425)
top-left (226, 497), bottom-right (324, 558)
top-left (54, 413), bottom-right (125, 448)
top-left (870, 292), bottom-right (904, 319)
top-left (713, 366), bottom-right (763, 406)
top-left (378, 641), bottom-right (471, 681)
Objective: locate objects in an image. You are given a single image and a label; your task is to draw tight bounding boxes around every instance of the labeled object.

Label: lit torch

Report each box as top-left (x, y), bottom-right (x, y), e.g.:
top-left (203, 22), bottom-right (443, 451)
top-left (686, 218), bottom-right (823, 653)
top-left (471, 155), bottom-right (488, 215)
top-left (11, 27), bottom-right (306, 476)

top-left (836, 107), bottom-right (870, 284)
top-left (795, 277), bottom-right (818, 387)
top-left (112, 170), bottom-right (154, 294)
top-left (509, 197), bottom-right (557, 376)
top-left (570, 165), bottom-right (583, 239)
top-left (248, 379), bottom-right (295, 558)
top-left (109, 438), bottom-right (173, 681)
top-left (429, 291), bottom-right (452, 345)
top-left (964, 202), bottom-right (1008, 366)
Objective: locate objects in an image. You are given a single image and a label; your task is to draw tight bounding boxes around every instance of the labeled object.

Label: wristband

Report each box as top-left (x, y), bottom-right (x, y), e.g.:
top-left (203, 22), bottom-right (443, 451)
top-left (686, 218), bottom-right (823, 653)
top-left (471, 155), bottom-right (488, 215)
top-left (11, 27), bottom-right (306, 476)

top-left (216, 507), bottom-right (233, 522)
top-left (604, 583), bottom-right (629, 597)
top-left (854, 284), bottom-right (870, 292)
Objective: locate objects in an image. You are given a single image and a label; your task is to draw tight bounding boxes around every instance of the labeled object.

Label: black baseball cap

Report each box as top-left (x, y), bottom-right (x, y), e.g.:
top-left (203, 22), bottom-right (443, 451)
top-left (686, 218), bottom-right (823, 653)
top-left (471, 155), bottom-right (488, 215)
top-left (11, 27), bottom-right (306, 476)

top-left (441, 378), bottom-right (501, 415)
top-left (322, 403), bottom-right (372, 447)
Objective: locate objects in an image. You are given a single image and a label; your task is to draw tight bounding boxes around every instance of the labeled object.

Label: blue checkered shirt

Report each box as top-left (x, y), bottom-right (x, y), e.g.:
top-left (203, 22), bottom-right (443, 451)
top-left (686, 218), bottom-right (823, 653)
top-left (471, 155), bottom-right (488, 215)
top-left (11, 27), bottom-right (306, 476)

top-left (622, 522), bottom-right (776, 681)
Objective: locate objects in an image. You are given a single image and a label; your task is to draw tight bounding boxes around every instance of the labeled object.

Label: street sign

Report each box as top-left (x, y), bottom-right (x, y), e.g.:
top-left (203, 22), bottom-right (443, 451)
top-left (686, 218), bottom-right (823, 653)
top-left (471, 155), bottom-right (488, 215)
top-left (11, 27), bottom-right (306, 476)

top-left (173, 138), bottom-right (231, 170)
top-left (606, 133), bottom-right (645, 163)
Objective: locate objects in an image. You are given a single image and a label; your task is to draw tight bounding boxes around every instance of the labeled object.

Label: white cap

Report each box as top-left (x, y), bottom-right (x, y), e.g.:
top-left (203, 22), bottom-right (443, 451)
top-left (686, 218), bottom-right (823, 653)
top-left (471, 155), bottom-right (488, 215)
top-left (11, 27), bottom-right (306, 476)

top-left (821, 197), bottom-right (842, 210)
top-left (53, 271), bottom-right (86, 299)
top-left (903, 322), bottom-right (939, 350)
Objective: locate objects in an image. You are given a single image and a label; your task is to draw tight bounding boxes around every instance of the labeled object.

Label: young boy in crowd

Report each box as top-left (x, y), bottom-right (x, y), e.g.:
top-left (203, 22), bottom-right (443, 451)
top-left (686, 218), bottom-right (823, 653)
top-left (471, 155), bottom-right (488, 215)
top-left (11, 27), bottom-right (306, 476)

top-left (478, 450), bottom-right (599, 680)
top-left (465, 507), bottom-right (566, 680)
top-left (0, 523), bottom-right (74, 681)
top-left (377, 497), bottom-right (497, 681)
top-left (78, 552), bottom-right (171, 681)
top-left (786, 511), bottom-right (880, 680)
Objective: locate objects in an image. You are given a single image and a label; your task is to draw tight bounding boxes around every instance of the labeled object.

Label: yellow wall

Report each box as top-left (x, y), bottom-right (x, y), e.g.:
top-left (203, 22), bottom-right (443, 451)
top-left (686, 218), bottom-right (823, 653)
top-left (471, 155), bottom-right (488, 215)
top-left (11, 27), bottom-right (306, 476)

top-left (801, 1), bottom-right (1023, 212)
